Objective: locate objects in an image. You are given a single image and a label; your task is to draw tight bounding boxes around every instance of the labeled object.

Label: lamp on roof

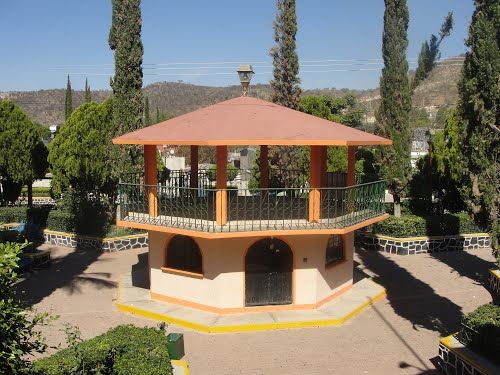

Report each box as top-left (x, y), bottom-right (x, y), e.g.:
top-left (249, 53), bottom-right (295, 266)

top-left (237, 64), bottom-right (254, 96)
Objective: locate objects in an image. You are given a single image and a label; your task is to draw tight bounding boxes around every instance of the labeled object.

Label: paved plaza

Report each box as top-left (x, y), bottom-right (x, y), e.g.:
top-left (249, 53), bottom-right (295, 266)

top-left (16, 244), bottom-right (496, 374)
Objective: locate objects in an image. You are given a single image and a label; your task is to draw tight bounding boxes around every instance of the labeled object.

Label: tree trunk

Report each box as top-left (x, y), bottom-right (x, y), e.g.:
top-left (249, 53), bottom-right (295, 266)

top-left (27, 181), bottom-right (33, 208)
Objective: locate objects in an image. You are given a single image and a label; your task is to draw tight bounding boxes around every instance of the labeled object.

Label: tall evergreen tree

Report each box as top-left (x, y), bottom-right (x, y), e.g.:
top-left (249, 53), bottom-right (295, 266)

top-left (269, 0), bottom-right (301, 109)
top-left (375, 0), bottom-right (412, 216)
top-left (458, 0), bottom-right (499, 251)
top-left (412, 12), bottom-right (454, 90)
top-left (64, 75), bottom-right (73, 120)
top-left (84, 78), bottom-right (92, 103)
top-left (144, 96), bottom-right (151, 125)
top-left (109, 0), bottom-right (144, 170)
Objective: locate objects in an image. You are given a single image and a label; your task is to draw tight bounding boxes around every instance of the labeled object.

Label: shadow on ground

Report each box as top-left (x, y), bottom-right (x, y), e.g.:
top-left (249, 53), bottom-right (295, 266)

top-left (356, 248), bottom-right (463, 335)
top-left (131, 252), bottom-right (149, 289)
top-left (429, 249), bottom-right (495, 289)
top-left (15, 241), bottom-right (115, 306)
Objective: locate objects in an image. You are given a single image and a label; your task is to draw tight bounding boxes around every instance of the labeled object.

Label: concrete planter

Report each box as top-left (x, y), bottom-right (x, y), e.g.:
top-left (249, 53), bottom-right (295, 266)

top-left (358, 232), bottom-right (490, 255)
top-left (43, 230), bottom-right (148, 252)
top-left (438, 335), bottom-right (500, 375)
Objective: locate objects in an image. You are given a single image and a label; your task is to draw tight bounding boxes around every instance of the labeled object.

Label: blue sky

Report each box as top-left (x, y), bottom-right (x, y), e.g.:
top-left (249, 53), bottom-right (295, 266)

top-left (0, 0), bottom-right (474, 91)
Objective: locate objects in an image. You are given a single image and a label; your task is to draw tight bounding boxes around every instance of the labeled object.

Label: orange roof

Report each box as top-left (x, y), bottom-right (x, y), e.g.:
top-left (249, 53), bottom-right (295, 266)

top-left (112, 96), bottom-right (391, 146)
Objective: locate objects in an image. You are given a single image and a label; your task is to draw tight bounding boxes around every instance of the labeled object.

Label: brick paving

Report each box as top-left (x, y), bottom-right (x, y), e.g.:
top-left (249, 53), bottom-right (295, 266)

top-left (16, 244), bottom-right (496, 375)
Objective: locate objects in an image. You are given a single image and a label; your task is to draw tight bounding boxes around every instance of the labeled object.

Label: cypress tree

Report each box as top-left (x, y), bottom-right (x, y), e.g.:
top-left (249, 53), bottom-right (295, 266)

top-left (412, 12), bottom-right (454, 90)
top-left (458, 0), bottom-right (499, 251)
top-left (65, 75), bottom-right (73, 120)
top-left (109, 0), bottom-right (144, 170)
top-left (144, 96), bottom-right (151, 125)
top-left (375, 0), bottom-right (412, 216)
top-left (84, 78), bottom-right (92, 103)
top-left (270, 0), bottom-right (301, 109)
top-left (156, 107), bottom-right (160, 124)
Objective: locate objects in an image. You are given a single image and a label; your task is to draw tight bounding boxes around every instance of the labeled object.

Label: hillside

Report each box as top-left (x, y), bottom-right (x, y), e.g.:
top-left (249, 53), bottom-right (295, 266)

top-left (0, 57), bottom-right (463, 126)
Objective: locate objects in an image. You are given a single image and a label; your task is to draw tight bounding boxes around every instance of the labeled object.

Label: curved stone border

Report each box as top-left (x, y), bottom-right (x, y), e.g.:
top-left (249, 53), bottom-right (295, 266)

top-left (43, 230), bottom-right (148, 252)
top-left (489, 269), bottom-right (500, 301)
top-left (438, 334), bottom-right (499, 375)
top-left (358, 232), bottom-right (490, 255)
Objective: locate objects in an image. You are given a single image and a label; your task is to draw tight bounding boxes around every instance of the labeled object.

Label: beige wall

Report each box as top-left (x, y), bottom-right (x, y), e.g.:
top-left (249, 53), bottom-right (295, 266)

top-left (148, 231), bottom-right (354, 309)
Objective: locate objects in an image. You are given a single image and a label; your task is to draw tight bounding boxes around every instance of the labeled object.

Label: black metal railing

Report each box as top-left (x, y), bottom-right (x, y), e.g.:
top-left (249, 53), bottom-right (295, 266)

top-left (118, 180), bottom-right (386, 233)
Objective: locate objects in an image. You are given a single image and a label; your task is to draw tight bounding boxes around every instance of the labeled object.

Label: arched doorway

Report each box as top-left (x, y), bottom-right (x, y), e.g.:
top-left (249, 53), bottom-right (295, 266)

top-left (245, 238), bottom-right (293, 306)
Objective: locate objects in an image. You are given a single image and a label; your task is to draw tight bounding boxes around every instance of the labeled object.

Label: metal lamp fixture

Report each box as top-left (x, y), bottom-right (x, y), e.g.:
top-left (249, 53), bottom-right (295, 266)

top-left (237, 64), bottom-right (254, 96)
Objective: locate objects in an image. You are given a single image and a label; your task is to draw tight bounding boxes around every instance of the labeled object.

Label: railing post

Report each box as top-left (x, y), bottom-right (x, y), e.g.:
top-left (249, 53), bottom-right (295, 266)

top-left (308, 146), bottom-right (322, 222)
top-left (144, 145), bottom-right (158, 217)
top-left (216, 146), bottom-right (228, 226)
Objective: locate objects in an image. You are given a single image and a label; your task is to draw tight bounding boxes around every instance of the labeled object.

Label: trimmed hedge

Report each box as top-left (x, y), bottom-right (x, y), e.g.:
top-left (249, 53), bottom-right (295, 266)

top-left (0, 206), bottom-right (52, 227)
top-left (20, 186), bottom-right (52, 197)
top-left (33, 325), bottom-right (173, 375)
top-left (459, 304), bottom-right (500, 364)
top-left (370, 212), bottom-right (483, 237)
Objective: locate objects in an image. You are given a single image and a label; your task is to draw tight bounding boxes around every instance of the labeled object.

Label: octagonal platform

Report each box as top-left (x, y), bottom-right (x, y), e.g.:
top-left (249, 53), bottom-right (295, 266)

top-left (116, 271), bottom-right (386, 333)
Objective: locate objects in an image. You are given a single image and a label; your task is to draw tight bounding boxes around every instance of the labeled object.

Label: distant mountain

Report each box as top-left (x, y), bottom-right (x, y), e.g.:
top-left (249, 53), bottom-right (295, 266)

top-left (0, 57), bottom-right (463, 126)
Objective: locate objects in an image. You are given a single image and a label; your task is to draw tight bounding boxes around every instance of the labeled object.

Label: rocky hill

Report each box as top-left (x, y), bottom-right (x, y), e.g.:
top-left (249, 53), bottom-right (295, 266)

top-left (0, 57), bottom-right (463, 126)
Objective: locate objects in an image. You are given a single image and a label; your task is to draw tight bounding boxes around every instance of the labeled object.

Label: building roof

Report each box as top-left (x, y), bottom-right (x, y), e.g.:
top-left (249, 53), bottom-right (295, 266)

top-left (112, 96), bottom-right (392, 146)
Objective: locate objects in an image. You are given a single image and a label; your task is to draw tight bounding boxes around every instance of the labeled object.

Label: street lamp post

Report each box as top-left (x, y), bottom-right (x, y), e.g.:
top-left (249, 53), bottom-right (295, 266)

top-left (237, 64), bottom-right (254, 96)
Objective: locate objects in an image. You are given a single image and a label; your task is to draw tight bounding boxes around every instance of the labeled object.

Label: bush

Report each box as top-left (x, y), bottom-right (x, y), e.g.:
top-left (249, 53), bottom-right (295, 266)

top-left (46, 210), bottom-right (75, 233)
top-left (0, 242), bottom-right (50, 373)
top-left (20, 186), bottom-right (52, 197)
top-left (33, 325), bottom-right (173, 375)
top-left (0, 206), bottom-right (52, 226)
top-left (370, 212), bottom-right (483, 237)
top-left (459, 304), bottom-right (500, 364)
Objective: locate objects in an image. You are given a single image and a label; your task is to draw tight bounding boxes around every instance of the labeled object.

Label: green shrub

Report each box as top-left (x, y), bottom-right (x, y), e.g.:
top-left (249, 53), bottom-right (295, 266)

top-left (20, 186), bottom-right (52, 197)
top-left (0, 242), bottom-right (50, 373)
top-left (46, 210), bottom-right (75, 233)
top-left (370, 212), bottom-right (483, 237)
top-left (105, 226), bottom-right (143, 238)
top-left (33, 325), bottom-right (173, 375)
top-left (459, 304), bottom-right (500, 364)
top-left (0, 206), bottom-right (52, 226)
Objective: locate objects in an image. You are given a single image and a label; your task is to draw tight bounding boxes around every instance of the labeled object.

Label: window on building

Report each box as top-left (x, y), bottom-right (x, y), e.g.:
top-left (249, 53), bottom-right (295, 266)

top-left (166, 235), bottom-right (202, 274)
top-left (325, 235), bottom-right (344, 267)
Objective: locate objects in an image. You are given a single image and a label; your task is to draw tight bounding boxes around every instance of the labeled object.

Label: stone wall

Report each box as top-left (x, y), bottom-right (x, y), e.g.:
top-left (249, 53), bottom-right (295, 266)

top-left (438, 340), bottom-right (487, 375)
top-left (489, 269), bottom-right (500, 302)
top-left (43, 230), bottom-right (148, 252)
top-left (358, 232), bottom-right (490, 255)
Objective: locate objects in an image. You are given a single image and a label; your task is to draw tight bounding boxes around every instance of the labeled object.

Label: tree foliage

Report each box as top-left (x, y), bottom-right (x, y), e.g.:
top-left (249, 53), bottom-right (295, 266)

top-left (144, 96), bottom-right (151, 126)
top-left (109, 0), bottom-right (144, 171)
top-left (412, 12), bottom-right (454, 90)
top-left (84, 78), bottom-right (91, 103)
top-left (0, 100), bottom-right (48, 204)
top-left (64, 75), bottom-right (73, 120)
top-left (0, 242), bottom-right (50, 373)
top-left (270, 0), bottom-right (301, 109)
top-left (300, 94), bottom-right (364, 127)
top-left (457, 0), bottom-right (499, 250)
top-left (48, 100), bottom-right (118, 197)
top-left (375, 0), bottom-right (412, 215)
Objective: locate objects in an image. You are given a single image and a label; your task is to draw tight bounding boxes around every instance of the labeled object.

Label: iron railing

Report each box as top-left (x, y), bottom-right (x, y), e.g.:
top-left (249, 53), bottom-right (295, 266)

top-left (118, 180), bottom-right (386, 233)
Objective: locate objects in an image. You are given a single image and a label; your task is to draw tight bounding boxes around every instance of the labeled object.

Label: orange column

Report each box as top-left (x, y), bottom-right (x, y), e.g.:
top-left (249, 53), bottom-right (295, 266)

top-left (308, 146), bottom-right (322, 222)
top-left (259, 145), bottom-right (269, 189)
top-left (190, 145), bottom-right (199, 191)
top-left (347, 146), bottom-right (356, 186)
top-left (319, 146), bottom-right (328, 188)
top-left (144, 145), bottom-right (158, 217)
top-left (216, 146), bottom-right (228, 226)
top-left (347, 146), bottom-right (356, 213)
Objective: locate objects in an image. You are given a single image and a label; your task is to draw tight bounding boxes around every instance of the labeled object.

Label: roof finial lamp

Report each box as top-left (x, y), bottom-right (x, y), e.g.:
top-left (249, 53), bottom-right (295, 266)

top-left (237, 64), bottom-right (254, 96)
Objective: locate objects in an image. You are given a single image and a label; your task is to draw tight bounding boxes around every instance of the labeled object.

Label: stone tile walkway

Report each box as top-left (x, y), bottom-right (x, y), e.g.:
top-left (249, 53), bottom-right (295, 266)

top-left (117, 273), bottom-right (386, 333)
top-left (17, 244), bottom-right (497, 374)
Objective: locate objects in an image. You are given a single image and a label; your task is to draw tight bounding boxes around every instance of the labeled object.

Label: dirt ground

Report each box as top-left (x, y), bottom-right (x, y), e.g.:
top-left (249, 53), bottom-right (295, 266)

top-left (16, 243), bottom-right (496, 375)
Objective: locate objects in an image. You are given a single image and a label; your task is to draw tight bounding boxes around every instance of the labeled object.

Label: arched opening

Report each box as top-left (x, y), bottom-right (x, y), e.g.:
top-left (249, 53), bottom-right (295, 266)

top-left (165, 235), bottom-right (202, 274)
top-left (245, 238), bottom-right (293, 306)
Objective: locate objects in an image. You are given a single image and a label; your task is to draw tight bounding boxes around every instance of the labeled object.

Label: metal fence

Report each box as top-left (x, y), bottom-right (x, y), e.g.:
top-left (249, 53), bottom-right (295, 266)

top-left (118, 180), bottom-right (386, 233)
